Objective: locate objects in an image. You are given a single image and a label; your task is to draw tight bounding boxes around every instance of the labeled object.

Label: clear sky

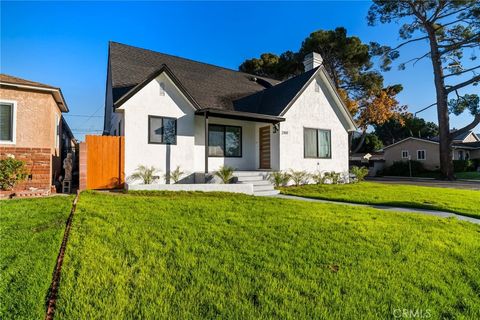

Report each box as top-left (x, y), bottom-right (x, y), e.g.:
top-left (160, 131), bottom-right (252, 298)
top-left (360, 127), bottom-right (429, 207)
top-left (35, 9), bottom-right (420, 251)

top-left (1, 1), bottom-right (478, 141)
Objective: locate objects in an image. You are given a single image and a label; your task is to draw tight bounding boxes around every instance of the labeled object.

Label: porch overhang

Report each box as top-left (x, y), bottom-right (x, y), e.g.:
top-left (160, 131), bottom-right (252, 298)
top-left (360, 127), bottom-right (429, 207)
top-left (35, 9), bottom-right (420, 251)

top-left (195, 108), bottom-right (285, 124)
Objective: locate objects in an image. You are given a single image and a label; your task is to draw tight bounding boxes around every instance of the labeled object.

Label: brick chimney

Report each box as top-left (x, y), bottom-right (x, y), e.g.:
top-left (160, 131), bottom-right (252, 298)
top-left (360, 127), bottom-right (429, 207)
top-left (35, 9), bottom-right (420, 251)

top-left (303, 52), bottom-right (323, 72)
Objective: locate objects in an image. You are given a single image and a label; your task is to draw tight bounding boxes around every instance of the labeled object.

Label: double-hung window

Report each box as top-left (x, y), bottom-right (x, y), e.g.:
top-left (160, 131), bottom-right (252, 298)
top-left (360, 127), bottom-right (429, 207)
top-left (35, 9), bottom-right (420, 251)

top-left (304, 128), bottom-right (331, 158)
top-left (208, 124), bottom-right (242, 157)
top-left (148, 116), bottom-right (177, 144)
top-left (417, 150), bottom-right (426, 160)
top-left (0, 102), bottom-right (15, 143)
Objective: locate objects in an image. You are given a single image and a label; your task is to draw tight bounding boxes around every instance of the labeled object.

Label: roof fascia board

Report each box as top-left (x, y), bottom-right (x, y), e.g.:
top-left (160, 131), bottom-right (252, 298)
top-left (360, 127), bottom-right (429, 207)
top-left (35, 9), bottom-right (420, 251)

top-left (382, 137), bottom-right (439, 150)
top-left (0, 82), bottom-right (69, 112)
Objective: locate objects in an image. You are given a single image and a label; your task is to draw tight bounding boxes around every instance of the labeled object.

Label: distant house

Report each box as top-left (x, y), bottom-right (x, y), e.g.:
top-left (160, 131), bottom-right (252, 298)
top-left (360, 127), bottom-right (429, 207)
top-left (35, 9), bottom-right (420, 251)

top-left (103, 42), bottom-right (356, 190)
top-left (0, 74), bottom-right (75, 196)
top-left (382, 131), bottom-right (480, 171)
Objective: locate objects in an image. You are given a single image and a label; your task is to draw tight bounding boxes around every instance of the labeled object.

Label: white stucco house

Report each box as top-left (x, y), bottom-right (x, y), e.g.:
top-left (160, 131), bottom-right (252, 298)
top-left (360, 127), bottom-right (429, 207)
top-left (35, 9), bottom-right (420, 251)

top-left (103, 42), bottom-right (356, 194)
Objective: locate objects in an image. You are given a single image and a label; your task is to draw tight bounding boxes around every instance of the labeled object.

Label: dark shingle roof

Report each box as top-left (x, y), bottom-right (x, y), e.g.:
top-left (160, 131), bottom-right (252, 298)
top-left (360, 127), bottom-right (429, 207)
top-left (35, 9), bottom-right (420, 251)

top-left (109, 42), bottom-right (281, 111)
top-left (233, 68), bottom-right (318, 116)
top-left (454, 141), bottom-right (480, 149)
top-left (430, 130), bottom-right (477, 142)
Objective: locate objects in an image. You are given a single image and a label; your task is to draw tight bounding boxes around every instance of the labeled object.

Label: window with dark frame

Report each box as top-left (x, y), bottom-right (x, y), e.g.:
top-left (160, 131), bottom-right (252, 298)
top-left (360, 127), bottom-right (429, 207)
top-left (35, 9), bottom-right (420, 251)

top-left (148, 116), bottom-right (177, 144)
top-left (417, 150), bottom-right (426, 160)
top-left (0, 102), bottom-right (13, 142)
top-left (304, 128), bottom-right (331, 158)
top-left (208, 124), bottom-right (242, 157)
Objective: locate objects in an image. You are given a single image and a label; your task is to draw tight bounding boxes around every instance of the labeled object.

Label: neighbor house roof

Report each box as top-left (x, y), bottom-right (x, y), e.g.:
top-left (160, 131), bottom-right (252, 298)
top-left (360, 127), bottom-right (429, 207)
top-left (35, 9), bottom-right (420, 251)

top-left (430, 130), bottom-right (479, 143)
top-left (107, 42), bottom-right (356, 130)
top-left (383, 136), bottom-right (480, 150)
top-left (0, 74), bottom-right (69, 112)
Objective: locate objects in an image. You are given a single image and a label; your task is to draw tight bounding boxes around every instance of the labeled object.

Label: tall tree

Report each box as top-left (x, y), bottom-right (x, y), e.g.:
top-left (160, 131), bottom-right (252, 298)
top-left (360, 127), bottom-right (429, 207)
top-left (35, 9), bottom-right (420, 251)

top-left (368, 0), bottom-right (480, 180)
top-left (374, 114), bottom-right (439, 145)
top-left (239, 27), bottom-right (407, 152)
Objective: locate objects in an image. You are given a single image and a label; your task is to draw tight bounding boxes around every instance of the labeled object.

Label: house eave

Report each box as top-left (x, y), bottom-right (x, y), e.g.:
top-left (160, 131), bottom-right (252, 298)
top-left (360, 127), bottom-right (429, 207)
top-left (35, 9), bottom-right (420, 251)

top-left (0, 82), bottom-right (69, 112)
top-left (196, 108), bottom-right (285, 123)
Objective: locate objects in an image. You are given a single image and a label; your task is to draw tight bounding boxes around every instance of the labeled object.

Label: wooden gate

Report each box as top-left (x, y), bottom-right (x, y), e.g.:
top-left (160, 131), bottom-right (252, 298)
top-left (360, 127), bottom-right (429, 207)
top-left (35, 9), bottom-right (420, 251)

top-left (85, 135), bottom-right (124, 189)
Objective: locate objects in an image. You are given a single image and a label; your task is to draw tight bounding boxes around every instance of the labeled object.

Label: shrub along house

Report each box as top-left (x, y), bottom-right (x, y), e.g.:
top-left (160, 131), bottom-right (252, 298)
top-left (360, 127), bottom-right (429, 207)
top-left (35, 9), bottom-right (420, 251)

top-left (103, 42), bottom-right (356, 194)
top-left (0, 74), bottom-right (75, 197)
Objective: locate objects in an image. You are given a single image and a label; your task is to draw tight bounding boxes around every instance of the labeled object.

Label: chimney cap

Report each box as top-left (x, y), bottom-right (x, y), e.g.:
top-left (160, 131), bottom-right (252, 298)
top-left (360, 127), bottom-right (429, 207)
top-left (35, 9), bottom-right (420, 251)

top-left (303, 52), bottom-right (323, 71)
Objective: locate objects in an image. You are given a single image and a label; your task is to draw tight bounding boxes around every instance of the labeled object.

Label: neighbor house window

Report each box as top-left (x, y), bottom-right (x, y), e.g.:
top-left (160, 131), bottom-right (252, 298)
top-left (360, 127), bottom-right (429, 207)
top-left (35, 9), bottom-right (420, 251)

top-left (0, 102), bottom-right (14, 142)
top-left (304, 128), bottom-right (331, 158)
top-left (208, 124), bottom-right (242, 157)
top-left (417, 150), bottom-right (426, 160)
top-left (148, 116), bottom-right (177, 144)
top-left (401, 150), bottom-right (409, 159)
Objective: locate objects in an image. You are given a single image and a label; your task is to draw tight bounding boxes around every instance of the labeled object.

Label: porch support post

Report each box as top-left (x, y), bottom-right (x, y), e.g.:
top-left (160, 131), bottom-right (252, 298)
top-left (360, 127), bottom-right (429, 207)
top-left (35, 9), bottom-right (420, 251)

top-left (204, 112), bottom-right (209, 180)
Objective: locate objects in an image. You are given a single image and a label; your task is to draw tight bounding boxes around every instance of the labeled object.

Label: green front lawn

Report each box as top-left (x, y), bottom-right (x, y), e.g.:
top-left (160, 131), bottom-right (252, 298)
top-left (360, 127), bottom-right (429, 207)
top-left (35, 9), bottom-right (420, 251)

top-left (55, 191), bottom-right (480, 319)
top-left (0, 196), bottom-right (73, 319)
top-left (280, 182), bottom-right (480, 219)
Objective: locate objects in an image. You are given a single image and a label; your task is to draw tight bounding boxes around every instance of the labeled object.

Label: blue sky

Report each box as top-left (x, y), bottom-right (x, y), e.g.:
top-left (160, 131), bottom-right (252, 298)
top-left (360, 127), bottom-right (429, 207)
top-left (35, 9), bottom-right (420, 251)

top-left (1, 1), bottom-right (478, 141)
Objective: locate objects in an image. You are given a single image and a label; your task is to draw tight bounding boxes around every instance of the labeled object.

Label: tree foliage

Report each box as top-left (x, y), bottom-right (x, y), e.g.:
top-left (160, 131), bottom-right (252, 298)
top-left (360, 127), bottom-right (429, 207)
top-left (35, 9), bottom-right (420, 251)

top-left (374, 114), bottom-right (439, 145)
top-left (239, 27), bottom-right (408, 151)
top-left (368, 0), bottom-right (480, 179)
top-left (352, 133), bottom-right (384, 153)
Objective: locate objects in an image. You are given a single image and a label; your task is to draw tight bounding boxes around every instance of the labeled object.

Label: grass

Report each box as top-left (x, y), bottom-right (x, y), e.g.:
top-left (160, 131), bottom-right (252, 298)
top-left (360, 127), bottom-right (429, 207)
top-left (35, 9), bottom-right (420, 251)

top-left (280, 182), bottom-right (480, 219)
top-left (0, 196), bottom-right (73, 319)
top-left (55, 191), bottom-right (480, 319)
top-left (414, 171), bottom-right (480, 180)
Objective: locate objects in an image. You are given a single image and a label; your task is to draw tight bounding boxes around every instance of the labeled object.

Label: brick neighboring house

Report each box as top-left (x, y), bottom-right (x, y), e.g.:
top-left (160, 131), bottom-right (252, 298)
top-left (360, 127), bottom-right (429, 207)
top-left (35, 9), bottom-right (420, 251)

top-left (0, 74), bottom-right (75, 197)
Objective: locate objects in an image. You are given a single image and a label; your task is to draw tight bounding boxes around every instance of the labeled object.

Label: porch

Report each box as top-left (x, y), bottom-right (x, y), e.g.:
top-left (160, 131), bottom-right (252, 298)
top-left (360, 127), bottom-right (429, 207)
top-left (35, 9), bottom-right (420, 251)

top-left (195, 108), bottom-right (285, 174)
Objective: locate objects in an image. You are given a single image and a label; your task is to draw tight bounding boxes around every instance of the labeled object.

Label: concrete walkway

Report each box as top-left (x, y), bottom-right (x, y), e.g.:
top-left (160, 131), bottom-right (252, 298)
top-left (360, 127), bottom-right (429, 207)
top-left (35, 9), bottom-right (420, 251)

top-left (275, 194), bottom-right (480, 225)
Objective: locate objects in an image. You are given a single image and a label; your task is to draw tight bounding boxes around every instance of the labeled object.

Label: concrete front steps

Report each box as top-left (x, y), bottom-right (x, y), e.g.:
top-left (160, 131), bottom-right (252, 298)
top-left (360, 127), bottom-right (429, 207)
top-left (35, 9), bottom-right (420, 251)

top-left (234, 171), bottom-right (279, 196)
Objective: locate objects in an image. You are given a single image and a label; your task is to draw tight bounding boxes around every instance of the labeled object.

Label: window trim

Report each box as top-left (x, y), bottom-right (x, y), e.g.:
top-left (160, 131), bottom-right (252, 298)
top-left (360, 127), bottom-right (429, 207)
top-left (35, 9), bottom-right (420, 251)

top-left (417, 149), bottom-right (426, 161)
top-left (148, 115), bottom-right (177, 145)
top-left (208, 124), bottom-right (242, 158)
top-left (401, 150), bottom-right (409, 159)
top-left (0, 100), bottom-right (17, 144)
top-left (303, 127), bottom-right (332, 159)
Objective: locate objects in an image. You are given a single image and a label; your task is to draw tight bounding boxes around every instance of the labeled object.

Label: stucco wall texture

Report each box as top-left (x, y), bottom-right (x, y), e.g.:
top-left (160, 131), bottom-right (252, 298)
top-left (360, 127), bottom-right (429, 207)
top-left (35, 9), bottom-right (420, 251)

top-left (0, 87), bottom-right (63, 189)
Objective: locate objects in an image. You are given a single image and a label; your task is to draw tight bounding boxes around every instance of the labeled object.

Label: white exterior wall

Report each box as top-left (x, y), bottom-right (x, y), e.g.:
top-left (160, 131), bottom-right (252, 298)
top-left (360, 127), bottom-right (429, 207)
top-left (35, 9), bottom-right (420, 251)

top-left (278, 76), bottom-right (349, 173)
top-left (120, 73), bottom-right (269, 184)
top-left (121, 73), bottom-right (198, 183)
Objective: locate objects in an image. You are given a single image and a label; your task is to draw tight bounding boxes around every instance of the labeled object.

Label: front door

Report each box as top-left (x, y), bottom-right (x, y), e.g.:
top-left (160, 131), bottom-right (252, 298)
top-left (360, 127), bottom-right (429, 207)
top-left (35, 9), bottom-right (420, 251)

top-left (259, 126), bottom-right (271, 169)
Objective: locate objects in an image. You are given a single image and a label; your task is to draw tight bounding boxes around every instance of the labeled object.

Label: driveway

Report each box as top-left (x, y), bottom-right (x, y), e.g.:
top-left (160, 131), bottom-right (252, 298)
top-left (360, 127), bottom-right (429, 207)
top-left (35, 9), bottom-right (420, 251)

top-left (366, 176), bottom-right (480, 190)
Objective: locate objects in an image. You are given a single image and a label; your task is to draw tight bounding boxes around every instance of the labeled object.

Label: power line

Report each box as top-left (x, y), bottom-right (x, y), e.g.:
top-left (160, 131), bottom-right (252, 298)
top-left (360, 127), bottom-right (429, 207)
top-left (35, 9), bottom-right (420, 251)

top-left (64, 114), bottom-right (103, 118)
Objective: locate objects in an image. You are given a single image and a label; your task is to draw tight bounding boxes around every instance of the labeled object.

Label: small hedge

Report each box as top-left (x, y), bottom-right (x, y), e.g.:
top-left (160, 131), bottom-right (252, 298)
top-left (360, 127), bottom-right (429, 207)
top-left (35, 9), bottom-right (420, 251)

top-left (382, 160), bottom-right (426, 176)
top-left (453, 160), bottom-right (475, 172)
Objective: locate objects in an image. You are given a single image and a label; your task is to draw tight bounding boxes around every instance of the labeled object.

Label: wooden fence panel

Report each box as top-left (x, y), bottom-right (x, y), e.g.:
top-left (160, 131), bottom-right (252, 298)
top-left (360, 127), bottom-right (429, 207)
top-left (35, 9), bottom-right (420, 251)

top-left (85, 135), bottom-right (124, 189)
